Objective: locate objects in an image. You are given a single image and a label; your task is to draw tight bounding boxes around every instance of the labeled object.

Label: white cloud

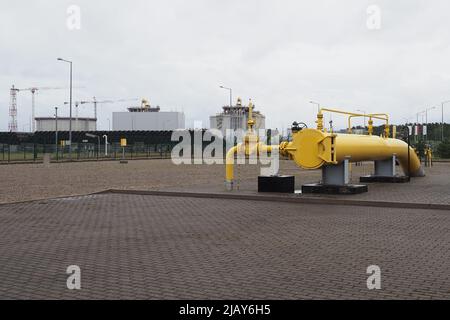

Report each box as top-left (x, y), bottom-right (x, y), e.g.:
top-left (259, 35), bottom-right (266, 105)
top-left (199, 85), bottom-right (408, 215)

top-left (1, 0), bottom-right (450, 131)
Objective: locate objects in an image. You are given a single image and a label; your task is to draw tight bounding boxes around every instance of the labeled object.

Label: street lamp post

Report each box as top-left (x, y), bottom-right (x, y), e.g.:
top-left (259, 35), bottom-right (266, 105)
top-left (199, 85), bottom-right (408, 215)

top-left (219, 85), bottom-right (232, 108)
top-left (415, 111), bottom-right (425, 142)
top-left (309, 101), bottom-right (320, 113)
top-left (425, 106), bottom-right (435, 125)
top-left (57, 57), bottom-right (73, 160)
top-left (441, 101), bottom-right (450, 141)
top-left (424, 106), bottom-right (436, 142)
top-left (55, 106), bottom-right (58, 161)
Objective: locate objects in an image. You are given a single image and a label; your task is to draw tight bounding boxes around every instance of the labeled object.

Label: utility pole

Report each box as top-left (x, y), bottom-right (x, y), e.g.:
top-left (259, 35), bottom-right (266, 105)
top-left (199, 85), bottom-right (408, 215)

top-left (442, 101), bottom-right (450, 141)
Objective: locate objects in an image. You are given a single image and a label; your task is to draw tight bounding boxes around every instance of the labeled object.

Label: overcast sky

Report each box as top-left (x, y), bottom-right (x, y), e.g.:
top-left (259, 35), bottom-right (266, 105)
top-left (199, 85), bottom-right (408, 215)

top-left (2, 0), bottom-right (450, 132)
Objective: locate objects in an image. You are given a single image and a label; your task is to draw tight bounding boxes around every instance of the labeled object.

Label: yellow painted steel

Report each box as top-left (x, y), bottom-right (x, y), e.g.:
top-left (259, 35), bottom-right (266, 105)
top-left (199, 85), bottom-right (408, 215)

top-left (226, 143), bottom-right (278, 182)
top-left (280, 128), bottom-right (424, 177)
top-left (347, 113), bottom-right (389, 136)
top-left (225, 106), bottom-right (425, 188)
top-left (225, 100), bottom-right (279, 185)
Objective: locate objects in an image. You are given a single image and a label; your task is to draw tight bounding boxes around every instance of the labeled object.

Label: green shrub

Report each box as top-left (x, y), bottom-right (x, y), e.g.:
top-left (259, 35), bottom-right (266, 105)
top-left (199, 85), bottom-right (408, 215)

top-left (437, 140), bottom-right (450, 158)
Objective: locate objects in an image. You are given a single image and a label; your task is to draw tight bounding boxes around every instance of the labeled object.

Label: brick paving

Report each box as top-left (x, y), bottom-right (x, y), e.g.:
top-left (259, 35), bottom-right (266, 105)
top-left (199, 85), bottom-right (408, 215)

top-left (0, 193), bottom-right (449, 299)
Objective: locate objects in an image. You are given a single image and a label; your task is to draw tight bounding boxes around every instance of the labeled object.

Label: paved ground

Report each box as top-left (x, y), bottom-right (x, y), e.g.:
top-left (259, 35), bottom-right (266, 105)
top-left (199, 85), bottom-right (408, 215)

top-left (0, 192), bottom-right (449, 299)
top-left (1, 159), bottom-right (450, 206)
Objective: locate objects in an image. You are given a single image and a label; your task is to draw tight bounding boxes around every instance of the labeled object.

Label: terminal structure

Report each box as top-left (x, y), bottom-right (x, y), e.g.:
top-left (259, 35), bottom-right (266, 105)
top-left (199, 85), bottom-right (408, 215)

top-left (210, 97), bottom-right (265, 137)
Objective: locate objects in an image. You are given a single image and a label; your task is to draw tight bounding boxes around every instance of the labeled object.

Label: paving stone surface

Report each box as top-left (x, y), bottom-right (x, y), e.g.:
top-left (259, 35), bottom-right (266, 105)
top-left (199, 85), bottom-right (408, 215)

top-left (0, 193), bottom-right (449, 299)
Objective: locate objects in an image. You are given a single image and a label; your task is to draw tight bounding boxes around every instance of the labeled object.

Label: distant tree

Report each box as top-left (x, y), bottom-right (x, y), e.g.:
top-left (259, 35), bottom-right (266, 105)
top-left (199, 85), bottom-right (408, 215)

top-left (415, 140), bottom-right (426, 158)
top-left (437, 140), bottom-right (450, 159)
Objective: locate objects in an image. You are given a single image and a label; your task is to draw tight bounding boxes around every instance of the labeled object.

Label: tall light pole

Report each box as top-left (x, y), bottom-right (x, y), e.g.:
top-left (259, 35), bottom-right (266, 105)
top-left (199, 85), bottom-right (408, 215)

top-left (424, 106), bottom-right (436, 126)
top-left (57, 57), bottom-right (73, 160)
top-left (55, 106), bottom-right (58, 161)
top-left (441, 100), bottom-right (450, 141)
top-left (420, 106), bottom-right (436, 142)
top-left (219, 85), bottom-right (232, 108)
top-left (309, 100), bottom-right (320, 112)
top-left (416, 111), bottom-right (421, 124)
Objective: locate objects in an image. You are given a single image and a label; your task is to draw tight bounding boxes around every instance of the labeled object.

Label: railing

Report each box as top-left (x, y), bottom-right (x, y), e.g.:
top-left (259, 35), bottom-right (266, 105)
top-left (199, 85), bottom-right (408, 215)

top-left (0, 142), bottom-right (176, 163)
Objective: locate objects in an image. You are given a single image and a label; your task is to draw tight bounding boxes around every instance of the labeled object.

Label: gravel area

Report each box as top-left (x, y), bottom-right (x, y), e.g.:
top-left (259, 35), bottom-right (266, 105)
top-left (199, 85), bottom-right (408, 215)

top-left (0, 158), bottom-right (449, 205)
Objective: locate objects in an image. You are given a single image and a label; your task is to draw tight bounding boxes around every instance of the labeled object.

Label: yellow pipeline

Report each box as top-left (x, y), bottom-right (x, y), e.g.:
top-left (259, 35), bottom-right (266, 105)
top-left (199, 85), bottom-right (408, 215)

top-left (225, 99), bottom-right (280, 188)
top-left (347, 113), bottom-right (389, 136)
top-left (225, 143), bottom-right (278, 183)
top-left (318, 108), bottom-right (390, 136)
top-left (280, 128), bottom-right (424, 177)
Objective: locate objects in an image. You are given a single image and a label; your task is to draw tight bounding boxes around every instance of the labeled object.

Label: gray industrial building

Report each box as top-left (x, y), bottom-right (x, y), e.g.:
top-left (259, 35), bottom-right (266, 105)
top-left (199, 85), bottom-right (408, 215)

top-left (112, 99), bottom-right (185, 131)
top-left (209, 98), bottom-right (265, 136)
top-left (35, 117), bottom-right (97, 131)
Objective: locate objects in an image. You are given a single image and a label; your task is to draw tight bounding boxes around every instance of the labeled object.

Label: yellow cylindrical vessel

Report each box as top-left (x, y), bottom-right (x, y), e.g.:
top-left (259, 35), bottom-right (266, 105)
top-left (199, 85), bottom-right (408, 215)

top-left (282, 129), bottom-right (424, 177)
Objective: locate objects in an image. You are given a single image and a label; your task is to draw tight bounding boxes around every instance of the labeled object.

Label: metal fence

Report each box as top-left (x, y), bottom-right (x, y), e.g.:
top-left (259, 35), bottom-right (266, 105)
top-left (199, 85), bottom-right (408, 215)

top-left (0, 142), bottom-right (177, 163)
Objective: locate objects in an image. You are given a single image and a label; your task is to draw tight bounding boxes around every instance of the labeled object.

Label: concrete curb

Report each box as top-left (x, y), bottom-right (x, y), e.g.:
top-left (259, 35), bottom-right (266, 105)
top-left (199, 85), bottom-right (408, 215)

top-left (102, 189), bottom-right (450, 211)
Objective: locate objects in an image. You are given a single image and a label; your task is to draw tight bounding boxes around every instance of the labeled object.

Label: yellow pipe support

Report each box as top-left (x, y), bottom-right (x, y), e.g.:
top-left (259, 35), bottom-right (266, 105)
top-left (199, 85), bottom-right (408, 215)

top-left (283, 128), bottom-right (425, 177)
top-left (368, 118), bottom-right (373, 135)
top-left (316, 111), bottom-right (324, 131)
top-left (258, 144), bottom-right (278, 154)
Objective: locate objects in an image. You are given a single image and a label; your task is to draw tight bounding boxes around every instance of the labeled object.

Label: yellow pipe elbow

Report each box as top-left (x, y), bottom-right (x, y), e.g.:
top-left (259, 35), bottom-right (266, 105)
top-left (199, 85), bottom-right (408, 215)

top-left (225, 145), bottom-right (238, 183)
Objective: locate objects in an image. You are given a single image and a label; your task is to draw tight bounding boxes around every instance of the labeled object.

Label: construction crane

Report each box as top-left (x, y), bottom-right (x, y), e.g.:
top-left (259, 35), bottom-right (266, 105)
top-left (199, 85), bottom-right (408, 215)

top-left (64, 97), bottom-right (139, 130)
top-left (80, 97), bottom-right (139, 129)
top-left (9, 85), bottom-right (67, 132)
top-left (9, 86), bottom-right (19, 132)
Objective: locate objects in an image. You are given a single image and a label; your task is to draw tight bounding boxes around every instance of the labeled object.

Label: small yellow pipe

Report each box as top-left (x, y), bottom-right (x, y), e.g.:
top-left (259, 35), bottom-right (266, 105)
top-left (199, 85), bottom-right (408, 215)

top-left (225, 145), bottom-right (239, 183)
top-left (226, 143), bottom-right (280, 189)
top-left (259, 144), bottom-right (279, 154)
top-left (347, 113), bottom-right (388, 134)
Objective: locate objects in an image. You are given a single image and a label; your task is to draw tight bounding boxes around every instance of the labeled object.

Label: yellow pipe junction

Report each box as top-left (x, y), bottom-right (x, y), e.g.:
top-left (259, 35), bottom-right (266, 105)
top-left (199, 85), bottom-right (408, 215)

top-left (279, 128), bottom-right (424, 177)
top-left (225, 100), bottom-right (279, 187)
top-left (225, 106), bottom-right (425, 189)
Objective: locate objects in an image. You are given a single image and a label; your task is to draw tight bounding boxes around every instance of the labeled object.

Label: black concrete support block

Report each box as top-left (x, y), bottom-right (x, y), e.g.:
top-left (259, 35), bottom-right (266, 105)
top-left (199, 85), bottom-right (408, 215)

top-left (258, 175), bottom-right (295, 193)
top-left (302, 183), bottom-right (368, 194)
top-left (360, 175), bottom-right (410, 183)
